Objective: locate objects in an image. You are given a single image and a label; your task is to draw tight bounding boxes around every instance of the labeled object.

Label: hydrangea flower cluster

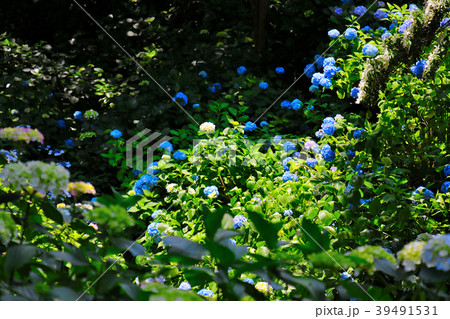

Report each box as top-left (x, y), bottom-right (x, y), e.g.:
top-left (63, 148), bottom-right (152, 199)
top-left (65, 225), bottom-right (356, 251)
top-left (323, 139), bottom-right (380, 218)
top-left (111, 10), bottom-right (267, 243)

top-left (178, 282), bottom-right (192, 290)
top-left (147, 222), bottom-right (160, 236)
top-left (280, 98), bottom-right (302, 110)
top-left (282, 171), bottom-right (298, 182)
top-left (133, 174), bottom-right (159, 195)
top-left (282, 157), bottom-right (294, 171)
top-left (374, 9), bottom-right (388, 19)
top-left (397, 240), bottom-right (425, 271)
top-left (260, 121), bottom-right (268, 127)
top-left (348, 245), bottom-right (396, 272)
top-left (255, 282), bottom-right (273, 294)
top-left (328, 29), bottom-right (340, 38)
top-left (410, 60), bottom-right (427, 79)
top-left (412, 186), bottom-right (435, 201)
top-left (237, 66), bottom-right (247, 75)
top-left (173, 92), bottom-right (188, 105)
top-left (398, 19), bottom-right (412, 34)
top-left (0, 149), bottom-right (18, 163)
top-left (74, 111), bottom-right (83, 121)
top-left (199, 122), bottom-right (216, 134)
top-left (259, 82), bottom-right (269, 90)
top-left (306, 158), bottom-right (318, 167)
top-left (275, 67), bottom-right (285, 74)
top-left (353, 128), bottom-right (365, 139)
top-left (304, 63), bottom-right (316, 78)
top-left (242, 278), bottom-right (255, 285)
top-left (354, 6), bottom-right (367, 16)
top-left (198, 70), bottom-right (207, 78)
top-left (67, 181), bottom-right (96, 197)
top-left (204, 185), bottom-right (219, 198)
top-left (344, 27), bottom-right (357, 40)
top-left (56, 120), bottom-right (66, 129)
top-left (284, 141), bottom-right (296, 152)
top-left (173, 150), bottom-right (187, 160)
top-left (283, 209), bottom-right (293, 217)
top-left (197, 288), bottom-right (214, 297)
top-left (110, 129), bottom-right (122, 139)
top-left (147, 161), bottom-right (160, 175)
top-left (244, 121), bottom-right (257, 132)
top-left (321, 144), bottom-right (335, 162)
top-left (441, 181), bottom-right (450, 193)
top-left (233, 214), bottom-right (247, 229)
top-left (422, 234), bottom-right (450, 271)
top-left (444, 165), bottom-right (450, 177)
top-left (0, 161), bottom-right (70, 195)
top-left (0, 127), bottom-right (44, 144)
top-left (362, 44), bottom-right (379, 57)
top-left (159, 141), bottom-right (173, 153)
top-left (350, 87), bottom-right (359, 98)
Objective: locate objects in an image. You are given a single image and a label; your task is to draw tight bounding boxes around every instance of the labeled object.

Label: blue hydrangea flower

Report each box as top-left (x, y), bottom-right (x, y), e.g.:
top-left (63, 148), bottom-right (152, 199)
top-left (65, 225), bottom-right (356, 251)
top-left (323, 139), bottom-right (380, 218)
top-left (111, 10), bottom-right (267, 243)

top-left (344, 28), bottom-right (357, 40)
top-left (244, 121), bottom-right (257, 132)
top-left (147, 161), bottom-right (160, 175)
top-left (381, 32), bottom-right (392, 39)
top-left (237, 66), bottom-right (247, 75)
top-left (284, 209), bottom-right (293, 217)
top-left (410, 60), bottom-right (427, 79)
top-left (319, 77), bottom-right (332, 88)
top-left (441, 181), bottom-right (450, 194)
top-left (444, 165), bottom-right (450, 177)
top-left (291, 99), bottom-right (302, 110)
top-left (208, 86), bottom-right (216, 93)
top-left (275, 67), bottom-right (285, 74)
top-left (314, 55), bottom-right (325, 68)
top-left (197, 288), bottom-right (214, 297)
top-left (213, 83), bottom-right (222, 91)
top-left (441, 17), bottom-right (450, 28)
top-left (159, 141), bottom-right (173, 152)
top-left (374, 9), bottom-right (388, 19)
top-left (147, 222), bottom-right (159, 236)
top-left (323, 57), bottom-right (335, 68)
top-left (281, 100), bottom-right (291, 109)
top-left (204, 185), bottom-right (219, 198)
top-left (304, 64), bottom-right (316, 78)
top-left (322, 124), bottom-right (336, 135)
top-left (355, 163), bottom-right (363, 175)
top-left (65, 139), bottom-right (75, 147)
top-left (233, 214), bottom-right (247, 229)
top-left (152, 209), bottom-right (162, 219)
top-left (399, 19), bottom-right (412, 34)
top-left (193, 103), bottom-right (200, 108)
top-left (328, 29), bottom-right (340, 38)
top-left (307, 105), bottom-right (314, 110)
top-left (259, 82), bottom-right (269, 90)
top-left (412, 186), bottom-right (435, 201)
top-left (409, 4), bottom-right (419, 11)
top-left (282, 157), bottom-right (294, 171)
top-left (353, 128), bottom-right (365, 139)
top-left (324, 66), bottom-right (338, 78)
top-left (309, 85), bottom-right (320, 93)
top-left (421, 234), bottom-right (450, 271)
top-left (312, 73), bottom-right (324, 86)
top-left (378, 26), bottom-right (387, 33)
top-left (22, 80), bottom-right (29, 87)
top-left (315, 130), bottom-right (325, 139)
top-left (321, 144), bottom-right (335, 162)
top-left (361, 26), bottom-right (372, 33)
top-left (335, 8), bottom-right (343, 15)
top-left (306, 158), bottom-right (318, 167)
top-left (344, 184), bottom-right (354, 196)
top-left (351, 87), bottom-right (359, 98)
top-left (341, 272), bottom-right (351, 279)
top-left (354, 6), bottom-right (367, 16)
top-left (179, 282), bottom-right (192, 291)
top-left (173, 150), bottom-right (187, 160)
top-left (110, 129), bottom-right (122, 139)
top-left (74, 111), bottom-right (83, 121)
top-left (282, 171), bottom-right (298, 182)
top-left (134, 174), bottom-right (159, 195)
top-left (243, 278), bottom-right (255, 285)
top-left (273, 135), bottom-right (282, 144)
top-left (362, 44), bottom-right (379, 57)
top-left (57, 120), bottom-right (66, 129)
top-left (347, 150), bottom-right (355, 159)
top-left (173, 92), bottom-right (188, 106)
top-left (198, 70), bottom-right (207, 78)
top-left (284, 141), bottom-right (296, 152)
top-left (260, 121), bottom-right (268, 127)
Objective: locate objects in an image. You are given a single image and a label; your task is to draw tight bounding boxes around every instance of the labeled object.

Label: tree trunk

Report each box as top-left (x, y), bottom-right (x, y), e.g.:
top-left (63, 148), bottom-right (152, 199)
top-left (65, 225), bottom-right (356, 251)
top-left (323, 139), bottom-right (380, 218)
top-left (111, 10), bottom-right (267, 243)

top-left (250, 0), bottom-right (269, 53)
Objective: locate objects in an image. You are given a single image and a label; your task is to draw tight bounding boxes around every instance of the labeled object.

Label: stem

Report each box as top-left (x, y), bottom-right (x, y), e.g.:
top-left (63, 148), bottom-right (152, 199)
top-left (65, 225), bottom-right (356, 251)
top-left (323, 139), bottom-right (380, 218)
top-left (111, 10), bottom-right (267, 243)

top-left (19, 190), bottom-right (36, 245)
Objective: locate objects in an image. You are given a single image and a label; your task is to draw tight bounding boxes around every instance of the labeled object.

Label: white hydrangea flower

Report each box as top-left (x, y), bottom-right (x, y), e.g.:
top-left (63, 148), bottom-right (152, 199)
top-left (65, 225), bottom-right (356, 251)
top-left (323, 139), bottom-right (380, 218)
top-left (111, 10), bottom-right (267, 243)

top-left (166, 183), bottom-right (177, 193)
top-left (199, 122), bottom-right (216, 134)
top-left (397, 241), bottom-right (425, 271)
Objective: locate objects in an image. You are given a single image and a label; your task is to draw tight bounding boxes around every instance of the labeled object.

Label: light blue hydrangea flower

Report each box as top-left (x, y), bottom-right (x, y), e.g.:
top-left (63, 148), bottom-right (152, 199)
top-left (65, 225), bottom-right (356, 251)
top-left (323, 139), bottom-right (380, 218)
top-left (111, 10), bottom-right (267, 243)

top-left (315, 129), bottom-right (325, 139)
top-left (328, 29), bottom-right (340, 38)
top-left (284, 209), bottom-right (293, 217)
top-left (304, 64), bottom-right (316, 78)
top-left (204, 185), bottom-right (219, 198)
top-left (322, 124), bottom-right (336, 135)
top-left (444, 165), bottom-right (450, 177)
top-left (291, 99), bottom-right (302, 110)
top-left (306, 158), bottom-right (318, 167)
top-left (151, 209), bottom-right (162, 219)
top-left (344, 28), bottom-right (357, 40)
top-left (421, 234), bottom-right (450, 271)
top-left (309, 85), bottom-right (320, 93)
top-left (321, 144), bottom-right (335, 162)
top-left (197, 288), bottom-right (214, 297)
top-left (179, 282), bottom-right (192, 290)
top-left (410, 60), bottom-right (427, 79)
top-left (351, 87), bottom-right (359, 98)
top-left (282, 171), bottom-right (298, 182)
top-left (243, 278), bottom-right (255, 285)
top-left (273, 135), bottom-right (282, 144)
top-left (193, 103), bottom-right (200, 108)
top-left (281, 100), bottom-right (291, 109)
top-left (362, 44), bottom-right (378, 57)
top-left (233, 214), bottom-right (247, 229)
top-left (319, 77), bottom-right (332, 88)
top-left (412, 186), bottom-right (435, 201)
top-left (147, 222), bottom-right (159, 236)
top-left (74, 111), bottom-right (83, 121)
top-left (198, 70), bottom-right (207, 78)
top-left (323, 57), bottom-right (335, 68)
top-left (159, 141), bottom-right (173, 152)
top-left (353, 128), bottom-right (365, 139)
top-left (260, 121), bottom-right (268, 127)
top-left (324, 66), bottom-right (337, 78)
top-left (312, 73), bottom-right (325, 86)
top-left (399, 19), bottom-right (412, 34)
top-left (354, 6), bottom-right (367, 16)
top-left (381, 32), bottom-right (392, 39)
top-left (134, 174), bottom-right (159, 195)
top-left (284, 141), bottom-right (296, 152)
top-left (282, 157), bottom-right (294, 171)
top-left (147, 161), bottom-right (160, 175)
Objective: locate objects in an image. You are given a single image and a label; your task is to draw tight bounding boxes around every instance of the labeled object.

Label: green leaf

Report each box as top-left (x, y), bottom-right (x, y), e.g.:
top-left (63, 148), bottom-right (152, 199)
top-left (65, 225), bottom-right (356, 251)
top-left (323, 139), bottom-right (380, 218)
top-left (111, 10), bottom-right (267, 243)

top-left (204, 239), bottom-right (236, 265)
top-left (163, 236), bottom-right (208, 260)
top-left (204, 206), bottom-right (226, 239)
top-left (111, 238), bottom-right (148, 256)
top-left (299, 219), bottom-right (330, 254)
top-left (48, 251), bottom-right (89, 266)
top-left (419, 268), bottom-right (450, 283)
top-left (5, 245), bottom-right (37, 273)
top-left (247, 211), bottom-right (282, 250)
top-left (50, 287), bottom-right (80, 301)
top-left (374, 258), bottom-right (408, 280)
top-left (39, 201), bottom-right (64, 224)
